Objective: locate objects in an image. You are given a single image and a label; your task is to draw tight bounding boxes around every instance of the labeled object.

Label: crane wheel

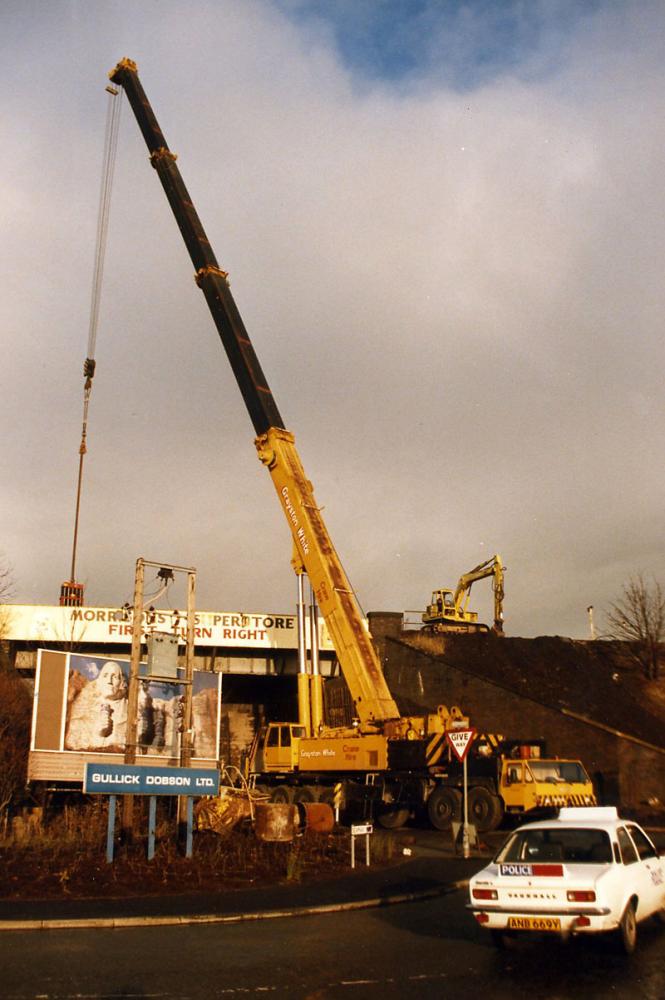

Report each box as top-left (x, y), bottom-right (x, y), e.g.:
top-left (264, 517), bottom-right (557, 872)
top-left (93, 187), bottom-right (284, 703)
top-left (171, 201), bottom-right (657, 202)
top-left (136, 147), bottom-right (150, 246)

top-left (427, 786), bottom-right (462, 830)
top-left (270, 785), bottom-right (294, 804)
top-left (318, 787), bottom-right (335, 806)
top-left (377, 807), bottom-right (410, 830)
top-left (293, 786), bottom-right (317, 804)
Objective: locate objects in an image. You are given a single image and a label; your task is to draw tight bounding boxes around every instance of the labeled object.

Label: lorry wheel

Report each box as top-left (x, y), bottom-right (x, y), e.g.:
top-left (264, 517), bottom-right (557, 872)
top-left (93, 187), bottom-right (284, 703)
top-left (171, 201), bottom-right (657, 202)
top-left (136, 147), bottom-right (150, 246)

top-left (270, 785), bottom-right (294, 804)
top-left (468, 787), bottom-right (503, 832)
top-left (427, 786), bottom-right (462, 830)
top-left (377, 807), bottom-right (410, 829)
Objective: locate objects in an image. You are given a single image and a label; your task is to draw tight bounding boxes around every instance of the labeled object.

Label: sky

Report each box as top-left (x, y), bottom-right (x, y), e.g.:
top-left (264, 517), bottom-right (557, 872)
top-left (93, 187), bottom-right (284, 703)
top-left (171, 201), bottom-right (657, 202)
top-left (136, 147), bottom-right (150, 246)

top-left (1, 0), bottom-right (663, 639)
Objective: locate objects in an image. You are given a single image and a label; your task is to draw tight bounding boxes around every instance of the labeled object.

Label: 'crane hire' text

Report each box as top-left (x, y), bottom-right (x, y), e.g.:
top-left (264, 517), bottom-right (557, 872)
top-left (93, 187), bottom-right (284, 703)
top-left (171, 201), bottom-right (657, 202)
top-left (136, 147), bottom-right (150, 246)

top-left (281, 487), bottom-right (310, 555)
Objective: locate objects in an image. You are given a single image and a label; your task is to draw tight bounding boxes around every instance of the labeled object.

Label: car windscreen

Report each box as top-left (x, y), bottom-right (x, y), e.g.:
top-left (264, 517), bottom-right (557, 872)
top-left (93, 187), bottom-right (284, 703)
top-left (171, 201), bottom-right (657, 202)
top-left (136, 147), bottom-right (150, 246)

top-left (528, 761), bottom-right (589, 784)
top-left (496, 827), bottom-right (612, 864)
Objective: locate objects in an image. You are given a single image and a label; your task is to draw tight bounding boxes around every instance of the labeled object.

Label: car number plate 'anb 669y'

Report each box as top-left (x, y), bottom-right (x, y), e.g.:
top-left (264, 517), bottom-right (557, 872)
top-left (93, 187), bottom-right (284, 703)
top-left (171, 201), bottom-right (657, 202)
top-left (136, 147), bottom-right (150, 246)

top-left (508, 916), bottom-right (562, 932)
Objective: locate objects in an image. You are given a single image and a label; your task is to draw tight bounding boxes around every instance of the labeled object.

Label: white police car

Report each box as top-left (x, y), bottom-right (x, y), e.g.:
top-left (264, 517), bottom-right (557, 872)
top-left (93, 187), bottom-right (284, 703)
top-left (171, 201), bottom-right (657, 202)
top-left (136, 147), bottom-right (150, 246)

top-left (468, 807), bottom-right (665, 952)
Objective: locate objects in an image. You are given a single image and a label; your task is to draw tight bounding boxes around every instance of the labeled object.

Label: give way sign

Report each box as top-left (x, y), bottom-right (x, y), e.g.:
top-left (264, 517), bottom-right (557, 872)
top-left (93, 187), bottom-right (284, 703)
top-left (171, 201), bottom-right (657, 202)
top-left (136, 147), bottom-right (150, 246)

top-left (446, 728), bottom-right (476, 762)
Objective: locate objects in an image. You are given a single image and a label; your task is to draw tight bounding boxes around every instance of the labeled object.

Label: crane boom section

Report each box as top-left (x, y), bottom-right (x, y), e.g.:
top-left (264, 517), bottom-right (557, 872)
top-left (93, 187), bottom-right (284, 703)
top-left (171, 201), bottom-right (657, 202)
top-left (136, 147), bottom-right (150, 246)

top-left (110, 58), bottom-right (400, 727)
top-left (257, 427), bottom-right (400, 724)
top-left (109, 58), bottom-right (283, 437)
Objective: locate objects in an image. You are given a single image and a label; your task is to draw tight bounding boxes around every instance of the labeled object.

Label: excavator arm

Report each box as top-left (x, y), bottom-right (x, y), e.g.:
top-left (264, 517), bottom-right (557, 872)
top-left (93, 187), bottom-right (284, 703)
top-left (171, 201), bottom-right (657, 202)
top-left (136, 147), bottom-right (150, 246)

top-left (109, 58), bottom-right (400, 729)
top-left (453, 555), bottom-right (505, 633)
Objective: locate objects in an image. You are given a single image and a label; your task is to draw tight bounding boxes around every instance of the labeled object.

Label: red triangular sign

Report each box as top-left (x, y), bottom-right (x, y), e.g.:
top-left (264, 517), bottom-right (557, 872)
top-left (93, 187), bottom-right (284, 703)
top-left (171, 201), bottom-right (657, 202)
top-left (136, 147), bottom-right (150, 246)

top-left (446, 728), bottom-right (476, 762)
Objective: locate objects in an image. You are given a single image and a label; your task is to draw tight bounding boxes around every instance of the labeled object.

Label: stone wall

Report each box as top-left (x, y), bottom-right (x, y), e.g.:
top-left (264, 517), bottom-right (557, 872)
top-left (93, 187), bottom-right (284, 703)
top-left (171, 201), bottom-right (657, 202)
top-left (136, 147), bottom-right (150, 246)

top-left (380, 634), bottom-right (665, 812)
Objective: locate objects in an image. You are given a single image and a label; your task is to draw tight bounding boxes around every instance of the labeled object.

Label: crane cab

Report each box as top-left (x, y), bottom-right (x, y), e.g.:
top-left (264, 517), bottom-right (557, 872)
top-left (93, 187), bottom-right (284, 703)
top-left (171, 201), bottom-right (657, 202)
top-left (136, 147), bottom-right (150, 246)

top-left (253, 723), bottom-right (306, 772)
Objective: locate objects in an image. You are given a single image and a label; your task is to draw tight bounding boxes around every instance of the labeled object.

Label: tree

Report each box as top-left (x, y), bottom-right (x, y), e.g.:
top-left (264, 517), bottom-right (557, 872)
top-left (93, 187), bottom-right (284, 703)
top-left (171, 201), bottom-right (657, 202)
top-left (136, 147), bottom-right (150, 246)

top-left (0, 552), bottom-right (15, 640)
top-left (604, 575), bottom-right (665, 680)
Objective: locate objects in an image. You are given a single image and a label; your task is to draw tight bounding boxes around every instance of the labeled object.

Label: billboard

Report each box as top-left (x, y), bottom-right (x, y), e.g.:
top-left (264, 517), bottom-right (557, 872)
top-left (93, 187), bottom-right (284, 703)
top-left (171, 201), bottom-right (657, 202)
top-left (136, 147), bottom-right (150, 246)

top-left (31, 650), bottom-right (221, 770)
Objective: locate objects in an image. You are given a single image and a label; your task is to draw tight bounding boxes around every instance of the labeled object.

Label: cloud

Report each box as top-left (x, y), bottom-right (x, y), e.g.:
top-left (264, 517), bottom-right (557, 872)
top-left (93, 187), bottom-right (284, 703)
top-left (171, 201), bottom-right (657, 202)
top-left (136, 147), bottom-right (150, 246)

top-left (1, 0), bottom-right (664, 639)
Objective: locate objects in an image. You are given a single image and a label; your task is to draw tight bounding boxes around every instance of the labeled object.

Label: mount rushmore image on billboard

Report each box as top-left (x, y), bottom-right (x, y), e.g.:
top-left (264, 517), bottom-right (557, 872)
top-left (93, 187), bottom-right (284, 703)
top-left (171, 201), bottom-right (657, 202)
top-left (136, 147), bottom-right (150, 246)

top-left (64, 653), bottom-right (220, 759)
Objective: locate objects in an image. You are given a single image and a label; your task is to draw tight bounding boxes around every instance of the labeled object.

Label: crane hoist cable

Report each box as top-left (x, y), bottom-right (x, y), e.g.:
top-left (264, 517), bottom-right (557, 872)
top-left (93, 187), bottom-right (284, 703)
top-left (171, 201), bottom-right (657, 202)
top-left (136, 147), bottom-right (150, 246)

top-left (67, 84), bottom-right (122, 590)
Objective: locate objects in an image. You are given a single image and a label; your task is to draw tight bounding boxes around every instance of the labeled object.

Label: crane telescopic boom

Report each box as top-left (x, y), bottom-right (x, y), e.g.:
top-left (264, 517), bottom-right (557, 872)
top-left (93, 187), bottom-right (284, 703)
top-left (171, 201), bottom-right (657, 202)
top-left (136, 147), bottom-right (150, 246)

top-left (109, 58), bottom-right (400, 729)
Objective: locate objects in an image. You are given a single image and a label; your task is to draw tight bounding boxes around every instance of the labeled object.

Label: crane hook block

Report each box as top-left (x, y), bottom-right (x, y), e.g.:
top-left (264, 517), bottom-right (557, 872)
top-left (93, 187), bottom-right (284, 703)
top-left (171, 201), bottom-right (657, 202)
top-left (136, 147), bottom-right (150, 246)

top-left (83, 358), bottom-right (96, 379)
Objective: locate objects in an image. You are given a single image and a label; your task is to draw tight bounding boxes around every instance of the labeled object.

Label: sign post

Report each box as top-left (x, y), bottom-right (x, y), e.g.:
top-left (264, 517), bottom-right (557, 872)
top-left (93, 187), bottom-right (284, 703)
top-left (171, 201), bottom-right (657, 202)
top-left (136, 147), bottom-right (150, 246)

top-left (445, 728), bottom-right (476, 858)
top-left (350, 823), bottom-right (373, 869)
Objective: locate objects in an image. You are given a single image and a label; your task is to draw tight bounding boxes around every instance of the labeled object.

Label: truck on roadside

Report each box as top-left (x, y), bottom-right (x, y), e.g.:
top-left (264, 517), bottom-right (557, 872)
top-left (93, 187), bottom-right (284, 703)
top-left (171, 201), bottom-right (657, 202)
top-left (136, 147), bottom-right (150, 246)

top-left (245, 727), bottom-right (596, 832)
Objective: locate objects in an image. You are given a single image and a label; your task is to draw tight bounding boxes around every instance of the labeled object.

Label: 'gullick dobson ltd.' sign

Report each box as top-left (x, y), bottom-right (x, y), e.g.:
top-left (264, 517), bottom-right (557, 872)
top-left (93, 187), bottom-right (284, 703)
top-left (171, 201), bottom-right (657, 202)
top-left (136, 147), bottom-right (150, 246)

top-left (84, 762), bottom-right (220, 796)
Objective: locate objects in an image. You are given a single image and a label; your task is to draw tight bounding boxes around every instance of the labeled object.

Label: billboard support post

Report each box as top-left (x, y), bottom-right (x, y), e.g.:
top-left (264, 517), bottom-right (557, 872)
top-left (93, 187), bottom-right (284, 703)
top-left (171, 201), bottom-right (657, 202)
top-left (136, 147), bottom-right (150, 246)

top-left (121, 557), bottom-right (145, 844)
top-left (177, 568), bottom-right (196, 846)
top-left (106, 795), bottom-right (117, 864)
top-left (147, 795), bottom-right (157, 861)
top-left (121, 557), bottom-right (198, 847)
top-left (186, 797), bottom-right (194, 858)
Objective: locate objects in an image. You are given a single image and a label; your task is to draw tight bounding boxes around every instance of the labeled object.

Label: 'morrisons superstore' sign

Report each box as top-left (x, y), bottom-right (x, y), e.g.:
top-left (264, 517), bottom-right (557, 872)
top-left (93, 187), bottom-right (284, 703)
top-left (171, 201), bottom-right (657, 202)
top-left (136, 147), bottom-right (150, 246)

top-left (2, 605), bottom-right (332, 651)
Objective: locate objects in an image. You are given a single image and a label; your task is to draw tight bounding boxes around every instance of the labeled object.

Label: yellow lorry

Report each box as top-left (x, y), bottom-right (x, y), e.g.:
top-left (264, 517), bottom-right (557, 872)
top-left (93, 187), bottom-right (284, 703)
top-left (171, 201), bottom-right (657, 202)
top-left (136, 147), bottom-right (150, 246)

top-left (247, 726), bottom-right (595, 831)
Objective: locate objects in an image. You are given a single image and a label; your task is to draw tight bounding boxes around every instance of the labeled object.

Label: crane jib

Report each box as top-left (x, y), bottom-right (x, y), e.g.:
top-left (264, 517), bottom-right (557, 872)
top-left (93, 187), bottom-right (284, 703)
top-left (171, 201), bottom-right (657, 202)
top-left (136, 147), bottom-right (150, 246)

top-left (109, 58), bottom-right (402, 727)
top-left (108, 58), bottom-right (284, 438)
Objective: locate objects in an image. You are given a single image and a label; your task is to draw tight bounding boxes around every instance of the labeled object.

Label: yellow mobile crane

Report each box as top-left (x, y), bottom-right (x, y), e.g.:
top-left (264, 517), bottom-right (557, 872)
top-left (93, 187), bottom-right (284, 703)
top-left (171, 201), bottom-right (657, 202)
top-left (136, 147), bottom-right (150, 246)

top-left (110, 58), bottom-right (470, 828)
top-left (110, 64), bottom-right (596, 831)
top-left (423, 555), bottom-right (505, 635)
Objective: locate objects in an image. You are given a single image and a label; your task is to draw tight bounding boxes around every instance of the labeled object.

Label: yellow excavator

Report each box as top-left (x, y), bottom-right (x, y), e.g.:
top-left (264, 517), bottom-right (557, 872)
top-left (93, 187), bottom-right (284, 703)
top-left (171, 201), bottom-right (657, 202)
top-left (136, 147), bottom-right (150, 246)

top-left (423, 555), bottom-right (505, 635)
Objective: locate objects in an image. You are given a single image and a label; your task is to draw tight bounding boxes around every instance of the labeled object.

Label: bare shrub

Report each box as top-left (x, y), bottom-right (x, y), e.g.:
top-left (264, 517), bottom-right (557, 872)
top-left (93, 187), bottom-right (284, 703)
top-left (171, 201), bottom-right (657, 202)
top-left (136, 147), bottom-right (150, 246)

top-left (0, 668), bottom-right (32, 827)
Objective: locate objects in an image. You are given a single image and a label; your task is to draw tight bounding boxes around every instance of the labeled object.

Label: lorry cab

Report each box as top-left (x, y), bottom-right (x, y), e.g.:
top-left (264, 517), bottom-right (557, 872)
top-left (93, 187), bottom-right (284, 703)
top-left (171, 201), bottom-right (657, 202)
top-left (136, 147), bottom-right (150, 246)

top-left (501, 758), bottom-right (596, 813)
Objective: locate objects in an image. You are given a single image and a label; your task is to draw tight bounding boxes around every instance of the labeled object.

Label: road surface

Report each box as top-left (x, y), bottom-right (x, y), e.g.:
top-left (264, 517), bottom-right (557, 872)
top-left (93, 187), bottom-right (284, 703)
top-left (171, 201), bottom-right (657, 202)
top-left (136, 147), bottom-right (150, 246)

top-left (2, 882), bottom-right (664, 999)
